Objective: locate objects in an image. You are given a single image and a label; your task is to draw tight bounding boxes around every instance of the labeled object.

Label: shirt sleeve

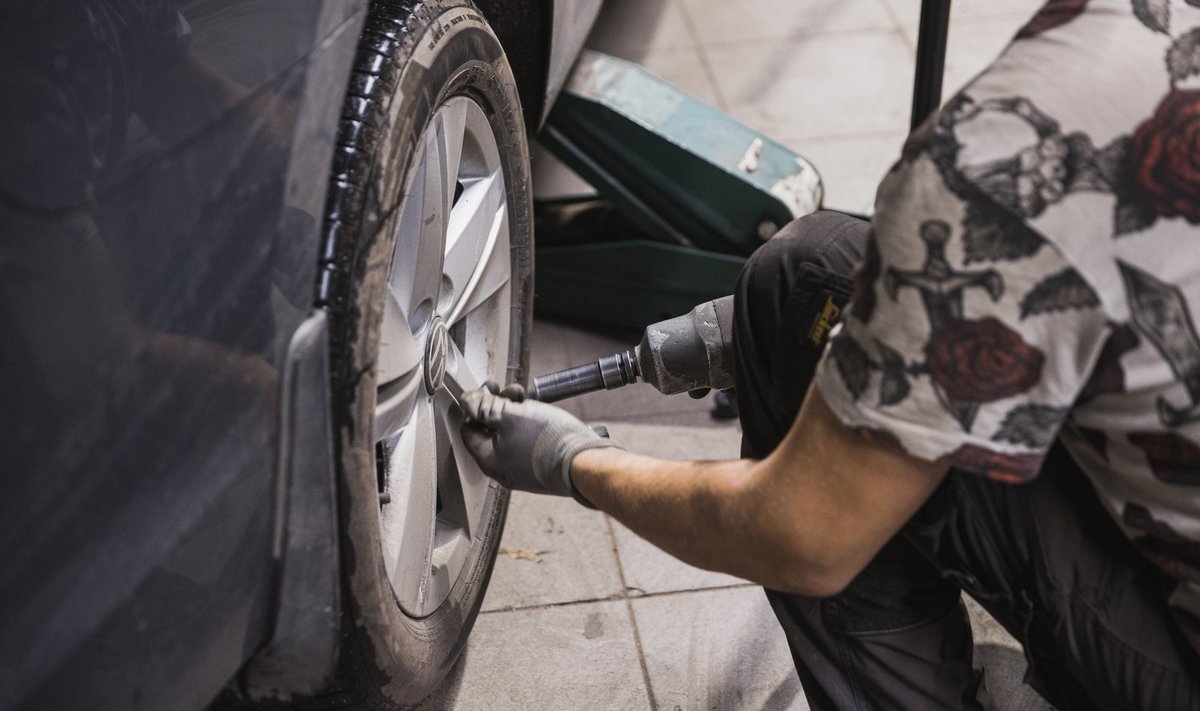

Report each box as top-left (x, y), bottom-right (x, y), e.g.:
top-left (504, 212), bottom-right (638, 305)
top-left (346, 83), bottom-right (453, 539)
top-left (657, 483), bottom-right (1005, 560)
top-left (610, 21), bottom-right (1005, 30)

top-left (812, 114), bottom-right (1112, 483)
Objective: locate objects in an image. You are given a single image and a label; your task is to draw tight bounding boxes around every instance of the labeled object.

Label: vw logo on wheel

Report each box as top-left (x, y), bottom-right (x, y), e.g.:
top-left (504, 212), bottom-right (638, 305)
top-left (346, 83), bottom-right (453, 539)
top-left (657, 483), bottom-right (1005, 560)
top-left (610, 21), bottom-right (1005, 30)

top-left (423, 317), bottom-right (450, 395)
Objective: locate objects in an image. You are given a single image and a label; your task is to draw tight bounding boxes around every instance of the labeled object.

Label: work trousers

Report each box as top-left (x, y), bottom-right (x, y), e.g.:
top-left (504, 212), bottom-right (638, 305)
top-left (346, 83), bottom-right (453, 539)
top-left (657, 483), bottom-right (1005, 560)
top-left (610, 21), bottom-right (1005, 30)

top-left (731, 211), bottom-right (1200, 710)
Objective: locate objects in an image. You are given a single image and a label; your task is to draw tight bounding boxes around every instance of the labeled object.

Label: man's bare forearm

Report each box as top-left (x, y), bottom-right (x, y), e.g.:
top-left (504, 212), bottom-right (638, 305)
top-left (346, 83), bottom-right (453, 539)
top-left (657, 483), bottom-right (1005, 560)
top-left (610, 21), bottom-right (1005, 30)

top-left (570, 390), bottom-right (949, 597)
top-left (570, 448), bottom-right (851, 596)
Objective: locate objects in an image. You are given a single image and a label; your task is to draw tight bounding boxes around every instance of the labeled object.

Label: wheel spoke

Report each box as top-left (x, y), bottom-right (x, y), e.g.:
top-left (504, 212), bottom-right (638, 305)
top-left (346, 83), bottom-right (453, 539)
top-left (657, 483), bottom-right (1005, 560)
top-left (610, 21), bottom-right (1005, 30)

top-left (434, 98), bottom-right (468, 205)
top-left (420, 122), bottom-right (455, 247)
top-left (443, 337), bottom-right (480, 393)
top-left (374, 371), bottom-right (422, 441)
top-left (376, 286), bottom-right (424, 385)
top-left (442, 410), bottom-right (490, 540)
top-left (443, 168), bottom-right (506, 316)
top-left (438, 339), bottom-right (488, 538)
top-left (389, 136), bottom-right (449, 319)
top-left (380, 400), bottom-right (439, 610)
top-left (446, 198), bottom-right (509, 325)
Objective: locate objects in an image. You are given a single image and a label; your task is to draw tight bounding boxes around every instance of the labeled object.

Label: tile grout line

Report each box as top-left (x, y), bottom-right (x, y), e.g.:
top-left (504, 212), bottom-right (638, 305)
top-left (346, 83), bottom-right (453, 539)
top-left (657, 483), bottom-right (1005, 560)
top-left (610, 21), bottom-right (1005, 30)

top-left (694, 23), bottom-right (913, 52)
top-left (604, 514), bottom-right (660, 711)
top-left (875, 0), bottom-right (916, 54)
top-left (770, 126), bottom-right (910, 147)
top-left (672, 0), bottom-right (729, 112)
top-left (894, 24), bottom-right (918, 65)
top-left (582, 415), bottom-right (739, 429)
top-left (480, 580), bottom-right (758, 615)
top-left (887, 8), bottom-right (1036, 54)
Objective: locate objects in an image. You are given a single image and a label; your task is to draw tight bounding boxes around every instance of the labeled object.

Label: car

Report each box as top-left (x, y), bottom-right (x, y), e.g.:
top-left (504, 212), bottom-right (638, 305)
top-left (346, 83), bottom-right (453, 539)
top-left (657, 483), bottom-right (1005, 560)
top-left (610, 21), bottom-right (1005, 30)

top-left (0, 0), bottom-right (601, 708)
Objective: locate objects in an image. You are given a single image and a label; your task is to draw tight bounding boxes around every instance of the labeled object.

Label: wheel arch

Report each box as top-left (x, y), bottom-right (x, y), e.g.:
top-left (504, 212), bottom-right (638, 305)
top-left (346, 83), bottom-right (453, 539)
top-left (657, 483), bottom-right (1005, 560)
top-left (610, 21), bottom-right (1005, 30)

top-left (475, 0), bottom-right (552, 133)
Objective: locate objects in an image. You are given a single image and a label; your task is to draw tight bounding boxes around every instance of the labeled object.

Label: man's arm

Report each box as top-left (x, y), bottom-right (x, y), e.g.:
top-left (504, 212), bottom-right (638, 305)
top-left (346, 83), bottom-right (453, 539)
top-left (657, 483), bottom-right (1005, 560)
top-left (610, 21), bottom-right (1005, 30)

top-left (571, 387), bottom-right (948, 597)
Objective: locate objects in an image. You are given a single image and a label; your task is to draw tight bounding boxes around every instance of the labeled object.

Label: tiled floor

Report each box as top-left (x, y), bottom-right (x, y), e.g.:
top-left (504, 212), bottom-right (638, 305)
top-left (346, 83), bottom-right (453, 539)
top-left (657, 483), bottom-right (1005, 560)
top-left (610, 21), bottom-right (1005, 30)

top-left (423, 2), bottom-right (1058, 709)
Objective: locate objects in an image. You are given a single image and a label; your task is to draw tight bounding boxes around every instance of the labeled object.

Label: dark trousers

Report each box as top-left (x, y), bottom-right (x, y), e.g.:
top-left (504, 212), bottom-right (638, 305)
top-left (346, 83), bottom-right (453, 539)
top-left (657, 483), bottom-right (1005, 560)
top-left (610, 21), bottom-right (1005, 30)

top-left (731, 211), bottom-right (1200, 711)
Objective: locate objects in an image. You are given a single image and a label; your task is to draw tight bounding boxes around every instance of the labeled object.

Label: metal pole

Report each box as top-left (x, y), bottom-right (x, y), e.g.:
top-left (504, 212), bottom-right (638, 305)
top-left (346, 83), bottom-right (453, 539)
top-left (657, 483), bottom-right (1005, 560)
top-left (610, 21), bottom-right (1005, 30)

top-left (910, 0), bottom-right (952, 131)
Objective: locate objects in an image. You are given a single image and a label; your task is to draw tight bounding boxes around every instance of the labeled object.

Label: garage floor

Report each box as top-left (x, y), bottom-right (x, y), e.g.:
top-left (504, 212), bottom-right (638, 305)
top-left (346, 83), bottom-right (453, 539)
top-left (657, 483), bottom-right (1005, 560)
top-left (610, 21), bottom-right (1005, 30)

top-left (420, 1), bottom-right (1056, 709)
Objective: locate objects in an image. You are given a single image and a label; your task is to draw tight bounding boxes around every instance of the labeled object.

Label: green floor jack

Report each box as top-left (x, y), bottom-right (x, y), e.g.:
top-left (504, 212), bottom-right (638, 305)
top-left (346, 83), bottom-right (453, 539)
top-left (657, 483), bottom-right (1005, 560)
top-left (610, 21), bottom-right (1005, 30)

top-left (535, 0), bottom-right (952, 332)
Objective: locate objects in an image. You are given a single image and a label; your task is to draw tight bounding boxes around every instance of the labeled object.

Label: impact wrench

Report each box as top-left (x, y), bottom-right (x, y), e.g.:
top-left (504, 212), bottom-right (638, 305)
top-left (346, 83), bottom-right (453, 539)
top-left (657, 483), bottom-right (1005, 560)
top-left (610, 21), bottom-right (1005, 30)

top-left (529, 296), bottom-right (736, 404)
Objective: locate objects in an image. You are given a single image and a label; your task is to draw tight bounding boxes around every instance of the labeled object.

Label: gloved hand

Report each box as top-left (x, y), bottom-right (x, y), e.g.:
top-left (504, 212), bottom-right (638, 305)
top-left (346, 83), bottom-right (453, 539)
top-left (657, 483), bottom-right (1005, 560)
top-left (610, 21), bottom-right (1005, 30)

top-left (460, 383), bottom-right (622, 506)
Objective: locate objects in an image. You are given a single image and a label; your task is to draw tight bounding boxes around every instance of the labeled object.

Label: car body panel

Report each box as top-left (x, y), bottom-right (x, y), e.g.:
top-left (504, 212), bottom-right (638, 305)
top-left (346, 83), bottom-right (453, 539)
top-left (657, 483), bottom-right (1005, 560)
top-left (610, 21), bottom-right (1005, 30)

top-left (0, 2), bottom-right (367, 708)
top-left (0, 1), bottom-right (598, 708)
top-left (545, 0), bottom-right (603, 122)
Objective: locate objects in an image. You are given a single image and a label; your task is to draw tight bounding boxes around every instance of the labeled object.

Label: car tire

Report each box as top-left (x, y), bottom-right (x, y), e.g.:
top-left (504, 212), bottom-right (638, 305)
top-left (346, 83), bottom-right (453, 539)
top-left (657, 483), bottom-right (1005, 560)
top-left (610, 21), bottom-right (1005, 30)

top-left (315, 0), bottom-right (530, 706)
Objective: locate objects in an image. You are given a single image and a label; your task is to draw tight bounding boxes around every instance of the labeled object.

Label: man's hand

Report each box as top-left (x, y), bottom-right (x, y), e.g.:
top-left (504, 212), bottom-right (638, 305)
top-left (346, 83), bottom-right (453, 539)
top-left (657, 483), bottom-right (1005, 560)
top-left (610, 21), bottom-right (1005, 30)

top-left (460, 384), bottom-right (622, 505)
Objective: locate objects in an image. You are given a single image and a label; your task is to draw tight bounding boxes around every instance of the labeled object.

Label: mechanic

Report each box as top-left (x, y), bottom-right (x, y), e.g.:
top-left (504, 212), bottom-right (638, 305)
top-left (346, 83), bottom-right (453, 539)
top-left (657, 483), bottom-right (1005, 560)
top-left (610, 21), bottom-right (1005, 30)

top-left (462, 3), bottom-right (1200, 708)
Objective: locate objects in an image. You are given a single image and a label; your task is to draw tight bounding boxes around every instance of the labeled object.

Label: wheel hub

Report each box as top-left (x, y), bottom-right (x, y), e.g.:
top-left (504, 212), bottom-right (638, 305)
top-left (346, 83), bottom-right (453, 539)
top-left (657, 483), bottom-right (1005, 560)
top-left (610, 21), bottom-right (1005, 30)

top-left (423, 317), bottom-right (449, 396)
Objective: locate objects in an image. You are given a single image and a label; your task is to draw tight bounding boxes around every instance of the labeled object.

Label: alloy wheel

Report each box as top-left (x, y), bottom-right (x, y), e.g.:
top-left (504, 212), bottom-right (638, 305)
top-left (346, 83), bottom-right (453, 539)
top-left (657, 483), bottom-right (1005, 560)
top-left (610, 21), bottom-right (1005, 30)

top-left (372, 96), bottom-right (512, 617)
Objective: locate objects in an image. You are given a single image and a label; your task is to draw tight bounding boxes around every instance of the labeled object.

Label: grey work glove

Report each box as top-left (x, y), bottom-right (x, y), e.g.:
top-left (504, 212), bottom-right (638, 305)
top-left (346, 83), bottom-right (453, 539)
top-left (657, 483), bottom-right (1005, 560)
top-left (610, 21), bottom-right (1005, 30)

top-left (460, 383), bottom-right (621, 507)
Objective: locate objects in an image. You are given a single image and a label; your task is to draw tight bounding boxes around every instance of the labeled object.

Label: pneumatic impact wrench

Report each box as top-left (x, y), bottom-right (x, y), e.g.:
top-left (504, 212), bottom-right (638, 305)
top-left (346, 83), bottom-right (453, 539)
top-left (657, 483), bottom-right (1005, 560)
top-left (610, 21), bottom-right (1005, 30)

top-left (529, 296), bottom-right (736, 404)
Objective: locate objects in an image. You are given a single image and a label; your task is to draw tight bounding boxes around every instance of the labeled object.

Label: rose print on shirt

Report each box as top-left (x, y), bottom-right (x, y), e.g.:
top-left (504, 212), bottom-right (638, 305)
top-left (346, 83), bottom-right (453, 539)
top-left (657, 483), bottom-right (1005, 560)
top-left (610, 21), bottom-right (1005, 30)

top-left (944, 444), bottom-right (1044, 483)
top-left (883, 220), bottom-right (1006, 429)
top-left (1128, 88), bottom-right (1200, 224)
top-left (1119, 30), bottom-right (1200, 233)
top-left (924, 317), bottom-right (1045, 423)
top-left (1128, 432), bottom-right (1200, 485)
top-left (1122, 503), bottom-right (1200, 585)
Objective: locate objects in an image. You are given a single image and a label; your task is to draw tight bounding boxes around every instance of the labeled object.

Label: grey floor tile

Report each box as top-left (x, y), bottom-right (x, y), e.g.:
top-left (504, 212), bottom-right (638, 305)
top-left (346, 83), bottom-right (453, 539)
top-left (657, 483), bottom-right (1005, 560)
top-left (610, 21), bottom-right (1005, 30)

top-left (633, 587), bottom-right (806, 711)
top-left (881, 0), bottom-right (1047, 27)
top-left (964, 596), bottom-right (1053, 711)
top-left (528, 319), bottom-right (573, 381)
top-left (934, 17), bottom-right (1031, 98)
top-left (527, 318), bottom-right (632, 420)
top-left (707, 30), bottom-right (914, 142)
top-left (611, 520), bottom-right (748, 595)
top-left (531, 143), bottom-right (597, 201)
top-left (964, 594), bottom-right (1021, 652)
top-left (623, 45), bottom-right (724, 108)
top-left (530, 318), bottom-right (637, 372)
top-left (601, 408), bottom-right (740, 429)
top-left (604, 423), bottom-right (747, 594)
top-left (605, 422), bottom-right (741, 461)
top-left (420, 600), bottom-right (653, 711)
top-left (679, 0), bottom-right (896, 46)
top-left (576, 381), bottom-right (718, 422)
top-left (892, 10), bottom-right (1041, 103)
top-left (586, 0), bottom-right (697, 56)
top-left (527, 318), bottom-right (629, 415)
top-left (897, 13), bottom-right (1032, 100)
top-left (482, 492), bottom-right (624, 612)
top-left (781, 131), bottom-right (907, 213)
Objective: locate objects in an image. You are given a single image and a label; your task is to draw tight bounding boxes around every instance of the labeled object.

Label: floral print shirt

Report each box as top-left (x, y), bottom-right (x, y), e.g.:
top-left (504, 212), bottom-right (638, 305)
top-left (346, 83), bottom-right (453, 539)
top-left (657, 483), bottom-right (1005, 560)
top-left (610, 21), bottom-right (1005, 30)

top-left (813, 0), bottom-right (1200, 653)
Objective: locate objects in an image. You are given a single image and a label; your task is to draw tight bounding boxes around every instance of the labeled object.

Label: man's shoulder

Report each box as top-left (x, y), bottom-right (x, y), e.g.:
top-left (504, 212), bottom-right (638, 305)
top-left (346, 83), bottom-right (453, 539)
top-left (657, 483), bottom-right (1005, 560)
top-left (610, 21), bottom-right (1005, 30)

top-left (890, 4), bottom-right (1200, 311)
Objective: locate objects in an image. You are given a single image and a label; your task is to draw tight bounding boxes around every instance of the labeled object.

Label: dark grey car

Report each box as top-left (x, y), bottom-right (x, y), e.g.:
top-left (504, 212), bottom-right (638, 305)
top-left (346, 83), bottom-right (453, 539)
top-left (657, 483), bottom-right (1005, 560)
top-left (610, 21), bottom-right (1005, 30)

top-left (0, 1), bottom-right (600, 708)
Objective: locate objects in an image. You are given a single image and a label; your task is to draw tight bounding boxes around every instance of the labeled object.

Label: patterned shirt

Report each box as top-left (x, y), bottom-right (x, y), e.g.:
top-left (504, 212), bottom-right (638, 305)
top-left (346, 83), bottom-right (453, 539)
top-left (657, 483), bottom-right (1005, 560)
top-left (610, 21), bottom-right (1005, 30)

top-left (813, 0), bottom-right (1200, 654)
